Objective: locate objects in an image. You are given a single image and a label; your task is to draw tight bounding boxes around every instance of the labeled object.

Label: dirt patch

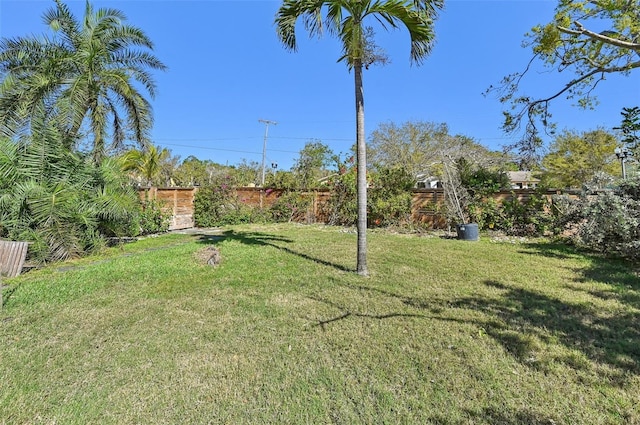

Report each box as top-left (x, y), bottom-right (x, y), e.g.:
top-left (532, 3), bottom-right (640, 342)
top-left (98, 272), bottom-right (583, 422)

top-left (195, 246), bottom-right (222, 266)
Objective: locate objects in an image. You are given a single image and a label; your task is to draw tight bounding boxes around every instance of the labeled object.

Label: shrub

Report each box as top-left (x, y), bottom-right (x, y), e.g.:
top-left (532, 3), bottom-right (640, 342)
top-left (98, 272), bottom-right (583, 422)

top-left (0, 136), bottom-right (143, 263)
top-left (501, 191), bottom-right (551, 236)
top-left (323, 164), bottom-right (414, 228)
top-left (270, 191), bottom-right (312, 223)
top-left (554, 177), bottom-right (640, 260)
top-left (368, 168), bottom-right (414, 227)
top-left (194, 175), bottom-right (265, 226)
top-left (194, 176), bottom-right (235, 227)
top-left (138, 199), bottom-right (171, 235)
top-left (324, 162), bottom-right (357, 226)
top-left (468, 191), bottom-right (552, 236)
top-left (468, 197), bottom-right (503, 230)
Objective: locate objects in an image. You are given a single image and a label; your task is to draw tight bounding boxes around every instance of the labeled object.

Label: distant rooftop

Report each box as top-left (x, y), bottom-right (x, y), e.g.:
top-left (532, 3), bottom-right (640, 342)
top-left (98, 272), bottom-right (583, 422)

top-left (507, 171), bottom-right (540, 189)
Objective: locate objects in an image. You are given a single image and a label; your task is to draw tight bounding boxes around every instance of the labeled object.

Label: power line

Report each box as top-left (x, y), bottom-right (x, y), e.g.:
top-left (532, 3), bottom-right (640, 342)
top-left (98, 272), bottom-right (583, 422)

top-left (154, 136), bottom-right (355, 142)
top-left (155, 142), bottom-right (264, 155)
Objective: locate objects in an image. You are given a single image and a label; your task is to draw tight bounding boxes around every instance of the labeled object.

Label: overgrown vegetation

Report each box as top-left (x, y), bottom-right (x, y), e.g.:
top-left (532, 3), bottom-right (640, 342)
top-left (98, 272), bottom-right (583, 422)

top-left (467, 190), bottom-right (552, 237)
top-left (324, 157), bottom-right (358, 225)
top-left (193, 175), bottom-right (257, 226)
top-left (269, 191), bottom-right (313, 223)
top-left (368, 167), bottom-right (414, 227)
top-left (1, 225), bottom-right (637, 424)
top-left (0, 1), bottom-right (167, 264)
top-left (554, 177), bottom-right (640, 261)
top-left (321, 160), bottom-right (415, 227)
top-left (137, 199), bottom-right (171, 235)
top-left (192, 159), bottom-right (639, 262)
top-left (0, 134), bottom-right (143, 264)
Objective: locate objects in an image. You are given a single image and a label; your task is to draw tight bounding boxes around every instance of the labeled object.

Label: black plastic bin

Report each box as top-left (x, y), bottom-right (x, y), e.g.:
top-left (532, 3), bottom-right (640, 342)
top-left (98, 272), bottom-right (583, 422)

top-left (456, 223), bottom-right (479, 241)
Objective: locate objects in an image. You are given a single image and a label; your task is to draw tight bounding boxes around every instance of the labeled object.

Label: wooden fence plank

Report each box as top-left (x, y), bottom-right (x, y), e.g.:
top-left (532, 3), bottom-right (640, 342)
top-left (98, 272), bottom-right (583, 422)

top-left (0, 241), bottom-right (29, 278)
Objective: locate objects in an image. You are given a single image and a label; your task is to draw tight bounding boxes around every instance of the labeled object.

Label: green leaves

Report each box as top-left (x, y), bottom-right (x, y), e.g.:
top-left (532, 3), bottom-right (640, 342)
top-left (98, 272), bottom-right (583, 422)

top-left (617, 106), bottom-right (640, 149)
top-left (0, 0), bottom-right (166, 163)
top-left (121, 145), bottom-right (171, 186)
top-left (541, 129), bottom-right (620, 188)
top-left (0, 129), bottom-right (140, 263)
top-left (275, 0), bottom-right (443, 68)
top-left (556, 178), bottom-right (640, 260)
top-left (491, 0), bottom-right (640, 163)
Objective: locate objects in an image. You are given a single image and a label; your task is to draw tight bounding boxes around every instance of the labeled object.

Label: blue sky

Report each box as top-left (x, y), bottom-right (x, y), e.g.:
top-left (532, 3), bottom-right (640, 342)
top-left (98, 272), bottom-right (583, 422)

top-left (1, 0), bottom-right (638, 170)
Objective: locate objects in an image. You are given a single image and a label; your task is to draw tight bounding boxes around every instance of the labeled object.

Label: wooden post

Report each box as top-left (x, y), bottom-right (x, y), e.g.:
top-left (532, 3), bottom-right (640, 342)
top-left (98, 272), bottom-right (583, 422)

top-left (0, 241), bottom-right (29, 309)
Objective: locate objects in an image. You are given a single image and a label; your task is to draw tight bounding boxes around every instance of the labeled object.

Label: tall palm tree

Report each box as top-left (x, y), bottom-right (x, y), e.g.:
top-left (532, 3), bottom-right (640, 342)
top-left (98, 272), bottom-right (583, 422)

top-left (0, 0), bottom-right (166, 163)
top-left (276, 0), bottom-right (443, 275)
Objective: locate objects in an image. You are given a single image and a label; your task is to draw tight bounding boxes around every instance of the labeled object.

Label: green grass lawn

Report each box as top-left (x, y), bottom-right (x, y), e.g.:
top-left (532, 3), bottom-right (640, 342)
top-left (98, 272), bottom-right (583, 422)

top-left (1, 224), bottom-right (638, 424)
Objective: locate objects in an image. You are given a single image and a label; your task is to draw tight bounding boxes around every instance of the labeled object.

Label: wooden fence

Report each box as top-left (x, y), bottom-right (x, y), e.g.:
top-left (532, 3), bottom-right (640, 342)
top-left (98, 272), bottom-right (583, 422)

top-left (140, 187), bottom-right (570, 230)
top-left (139, 187), bottom-right (197, 230)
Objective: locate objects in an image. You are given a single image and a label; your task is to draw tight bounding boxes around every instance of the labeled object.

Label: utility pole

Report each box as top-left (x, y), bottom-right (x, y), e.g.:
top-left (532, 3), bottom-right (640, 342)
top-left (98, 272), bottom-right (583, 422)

top-left (259, 119), bottom-right (277, 186)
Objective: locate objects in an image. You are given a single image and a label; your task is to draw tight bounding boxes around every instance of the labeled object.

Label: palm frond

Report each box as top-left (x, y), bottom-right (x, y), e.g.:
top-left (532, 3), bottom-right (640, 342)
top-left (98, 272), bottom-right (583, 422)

top-left (276, 0), bottom-right (442, 67)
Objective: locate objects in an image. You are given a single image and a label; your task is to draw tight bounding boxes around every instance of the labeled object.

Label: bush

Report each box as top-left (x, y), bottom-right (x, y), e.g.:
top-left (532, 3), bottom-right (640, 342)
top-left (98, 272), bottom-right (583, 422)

top-left (501, 191), bottom-right (551, 236)
top-left (553, 177), bottom-right (640, 260)
top-left (323, 164), bottom-right (414, 228)
top-left (0, 137), bottom-right (144, 263)
top-left (138, 199), bottom-right (171, 235)
top-left (324, 163), bottom-right (357, 226)
top-left (468, 197), bottom-right (503, 230)
top-left (194, 175), bottom-right (265, 227)
top-left (457, 159), bottom-right (511, 196)
top-left (369, 168), bottom-right (414, 227)
top-left (468, 191), bottom-right (552, 236)
top-left (269, 191), bottom-right (312, 223)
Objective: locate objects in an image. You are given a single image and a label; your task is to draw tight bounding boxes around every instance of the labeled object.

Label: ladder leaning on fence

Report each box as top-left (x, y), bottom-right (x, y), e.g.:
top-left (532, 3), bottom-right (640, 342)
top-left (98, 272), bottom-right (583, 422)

top-left (0, 240), bottom-right (29, 308)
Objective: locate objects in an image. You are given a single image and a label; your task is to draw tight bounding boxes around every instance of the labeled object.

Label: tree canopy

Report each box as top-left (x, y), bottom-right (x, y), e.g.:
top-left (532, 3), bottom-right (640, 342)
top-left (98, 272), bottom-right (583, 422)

top-left (368, 120), bottom-right (510, 180)
top-left (541, 129), bottom-right (620, 188)
top-left (490, 0), bottom-right (640, 161)
top-left (0, 0), bottom-right (166, 162)
top-left (292, 141), bottom-right (336, 189)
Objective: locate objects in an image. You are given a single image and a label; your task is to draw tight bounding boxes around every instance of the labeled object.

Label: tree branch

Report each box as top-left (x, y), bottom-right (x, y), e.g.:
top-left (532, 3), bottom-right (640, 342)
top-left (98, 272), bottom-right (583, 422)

top-left (558, 21), bottom-right (640, 51)
top-left (543, 61), bottom-right (640, 104)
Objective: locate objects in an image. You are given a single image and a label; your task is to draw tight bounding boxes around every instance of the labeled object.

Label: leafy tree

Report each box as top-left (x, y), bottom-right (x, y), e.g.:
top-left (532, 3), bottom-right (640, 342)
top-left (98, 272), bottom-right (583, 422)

top-left (369, 120), bottom-right (509, 181)
top-left (541, 129), bottom-right (619, 188)
top-left (233, 159), bottom-right (262, 187)
top-left (121, 145), bottom-right (171, 186)
top-left (265, 170), bottom-right (298, 189)
top-left (276, 0), bottom-right (444, 275)
top-left (490, 0), bottom-right (640, 162)
top-left (456, 158), bottom-right (511, 196)
top-left (369, 121), bottom-right (451, 178)
top-left (292, 141), bottom-right (335, 189)
top-left (0, 0), bottom-right (166, 163)
top-left (616, 106), bottom-right (640, 160)
top-left (173, 156), bottom-right (229, 187)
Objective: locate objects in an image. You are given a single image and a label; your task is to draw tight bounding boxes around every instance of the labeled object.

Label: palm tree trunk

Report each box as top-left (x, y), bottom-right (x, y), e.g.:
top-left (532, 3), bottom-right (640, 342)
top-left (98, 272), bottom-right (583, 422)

top-left (354, 60), bottom-right (368, 276)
